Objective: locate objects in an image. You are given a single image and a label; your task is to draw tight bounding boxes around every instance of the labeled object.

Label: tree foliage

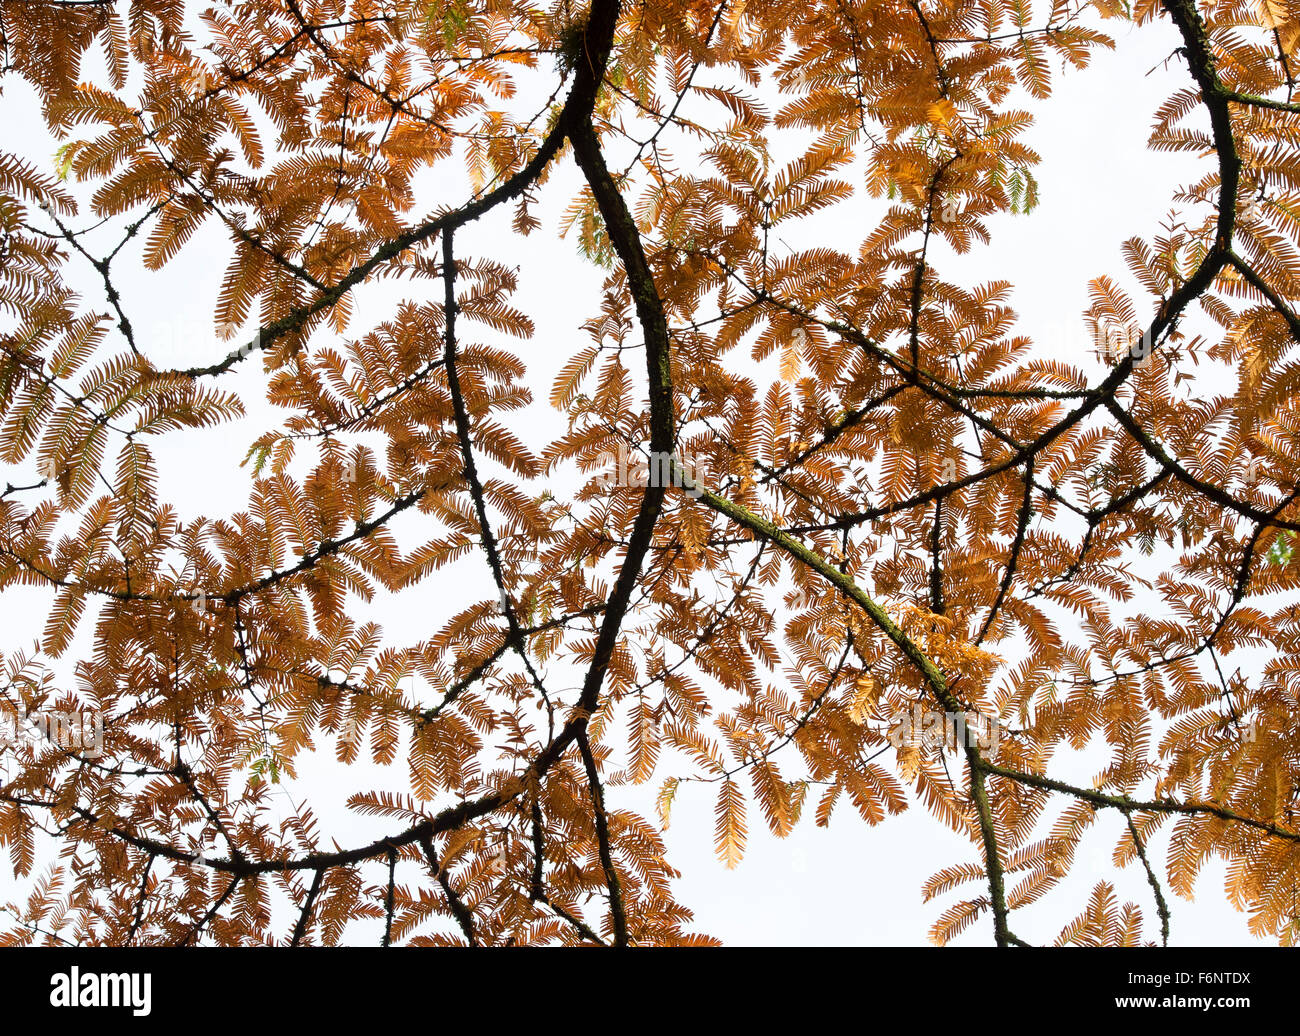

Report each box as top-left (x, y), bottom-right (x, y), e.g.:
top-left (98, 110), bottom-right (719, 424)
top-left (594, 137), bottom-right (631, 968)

top-left (1, 0), bottom-right (1299, 946)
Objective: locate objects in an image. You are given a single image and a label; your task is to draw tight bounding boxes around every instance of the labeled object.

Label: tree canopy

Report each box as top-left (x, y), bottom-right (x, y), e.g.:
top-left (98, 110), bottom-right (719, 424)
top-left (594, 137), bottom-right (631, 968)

top-left (1, 0), bottom-right (1299, 946)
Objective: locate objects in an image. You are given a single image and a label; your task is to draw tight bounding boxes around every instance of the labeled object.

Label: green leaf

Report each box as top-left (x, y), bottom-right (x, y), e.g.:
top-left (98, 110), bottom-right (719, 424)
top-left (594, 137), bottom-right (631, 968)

top-left (54, 143), bottom-right (76, 181)
top-left (1266, 530), bottom-right (1294, 567)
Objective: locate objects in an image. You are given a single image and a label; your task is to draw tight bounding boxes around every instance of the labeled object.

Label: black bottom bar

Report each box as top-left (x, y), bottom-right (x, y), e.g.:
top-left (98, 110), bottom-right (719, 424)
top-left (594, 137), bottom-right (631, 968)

top-left (1, 945), bottom-right (1289, 1021)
